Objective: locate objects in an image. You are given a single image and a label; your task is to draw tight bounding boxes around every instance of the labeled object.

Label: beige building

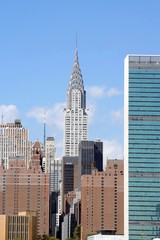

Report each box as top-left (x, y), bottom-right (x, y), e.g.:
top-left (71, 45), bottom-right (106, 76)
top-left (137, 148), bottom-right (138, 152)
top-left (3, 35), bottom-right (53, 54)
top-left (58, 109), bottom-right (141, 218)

top-left (45, 136), bottom-right (55, 174)
top-left (0, 211), bottom-right (37, 240)
top-left (0, 119), bottom-right (29, 169)
top-left (81, 160), bottom-right (124, 240)
top-left (0, 141), bottom-right (49, 236)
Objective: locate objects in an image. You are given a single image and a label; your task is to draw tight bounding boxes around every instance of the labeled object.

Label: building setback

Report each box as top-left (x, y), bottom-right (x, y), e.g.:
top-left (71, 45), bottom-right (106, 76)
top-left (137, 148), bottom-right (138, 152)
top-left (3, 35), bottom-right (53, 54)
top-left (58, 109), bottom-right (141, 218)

top-left (0, 141), bottom-right (49, 236)
top-left (81, 160), bottom-right (124, 240)
top-left (124, 55), bottom-right (160, 240)
top-left (64, 49), bottom-right (88, 156)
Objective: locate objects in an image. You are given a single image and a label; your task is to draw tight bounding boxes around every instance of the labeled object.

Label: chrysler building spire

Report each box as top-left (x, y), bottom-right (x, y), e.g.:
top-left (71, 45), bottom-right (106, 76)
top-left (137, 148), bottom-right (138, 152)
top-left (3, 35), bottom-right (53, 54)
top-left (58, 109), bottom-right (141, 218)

top-left (67, 49), bottom-right (86, 110)
top-left (64, 49), bottom-right (88, 156)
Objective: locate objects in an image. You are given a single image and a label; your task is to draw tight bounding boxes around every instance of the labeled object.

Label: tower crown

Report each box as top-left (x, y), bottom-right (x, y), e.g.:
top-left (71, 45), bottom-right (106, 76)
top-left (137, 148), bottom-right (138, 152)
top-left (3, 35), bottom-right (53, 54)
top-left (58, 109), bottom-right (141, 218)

top-left (67, 49), bottom-right (86, 109)
top-left (70, 49), bottom-right (83, 87)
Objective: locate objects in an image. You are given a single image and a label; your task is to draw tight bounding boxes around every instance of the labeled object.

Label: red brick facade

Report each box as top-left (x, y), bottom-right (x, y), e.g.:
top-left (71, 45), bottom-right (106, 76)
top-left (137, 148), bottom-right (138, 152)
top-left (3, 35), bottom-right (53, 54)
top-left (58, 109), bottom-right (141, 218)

top-left (0, 141), bottom-right (49, 236)
top-left (81, 160), bottom-right (124, 240)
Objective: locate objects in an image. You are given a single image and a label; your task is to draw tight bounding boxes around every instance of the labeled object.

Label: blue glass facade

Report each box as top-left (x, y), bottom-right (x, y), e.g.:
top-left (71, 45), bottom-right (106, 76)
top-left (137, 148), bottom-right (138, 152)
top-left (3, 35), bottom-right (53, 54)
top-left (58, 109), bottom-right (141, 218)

top-left (125, 56), bottom-right (160, 240)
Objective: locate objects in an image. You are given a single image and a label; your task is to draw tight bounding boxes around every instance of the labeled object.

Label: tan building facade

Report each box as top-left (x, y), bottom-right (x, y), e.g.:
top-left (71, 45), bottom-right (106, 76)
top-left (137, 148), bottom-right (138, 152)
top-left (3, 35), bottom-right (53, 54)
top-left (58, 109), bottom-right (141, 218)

top-left (0, 119), bottom-right (29, 169)
top-left (0, 211), bottom-right (37, 240)
top-left (0, 141), bottom-right (49, 236)
top-left (81, 160), bottom-right (124, 240)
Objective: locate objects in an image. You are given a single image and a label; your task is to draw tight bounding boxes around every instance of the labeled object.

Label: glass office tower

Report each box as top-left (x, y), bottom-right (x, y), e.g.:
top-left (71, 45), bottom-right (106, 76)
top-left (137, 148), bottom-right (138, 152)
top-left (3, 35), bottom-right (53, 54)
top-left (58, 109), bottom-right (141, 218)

top-left (124, 55), bottom-right (160, 240)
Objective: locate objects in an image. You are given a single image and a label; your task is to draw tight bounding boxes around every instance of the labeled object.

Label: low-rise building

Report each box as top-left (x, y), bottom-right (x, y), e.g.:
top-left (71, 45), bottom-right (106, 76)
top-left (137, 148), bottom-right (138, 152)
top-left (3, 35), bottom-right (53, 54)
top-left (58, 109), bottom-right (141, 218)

top-left (0, 211), bottom-right (37, 240)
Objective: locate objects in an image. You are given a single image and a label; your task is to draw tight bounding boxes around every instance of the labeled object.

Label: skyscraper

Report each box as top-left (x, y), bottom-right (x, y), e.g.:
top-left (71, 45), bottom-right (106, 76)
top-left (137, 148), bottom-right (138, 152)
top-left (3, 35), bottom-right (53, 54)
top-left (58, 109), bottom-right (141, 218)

top-left (81, 160), bottom-right (124, 240)
top-left (0, 119), bottom-right (29, 169)
top-left (0, 141), bottom-right (49, 236)
top-left (124, 55), bottom-right (160, 240)
top-left (64, 49), bottom-right (88, 156)
top-left (45, 136), bottom-right (55, 174)
top-left (50, 157), bottom-right (62, 236)
top-left (62, 156), bottom-right (79, 195)
top-left (79, 140), bottom-right (103, 176)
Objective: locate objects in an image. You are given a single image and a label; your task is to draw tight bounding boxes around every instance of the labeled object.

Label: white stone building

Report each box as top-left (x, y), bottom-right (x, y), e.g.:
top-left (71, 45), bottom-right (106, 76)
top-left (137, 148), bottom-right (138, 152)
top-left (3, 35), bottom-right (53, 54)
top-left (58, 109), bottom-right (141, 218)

top-left (64, 49), bottom-right (88, 156)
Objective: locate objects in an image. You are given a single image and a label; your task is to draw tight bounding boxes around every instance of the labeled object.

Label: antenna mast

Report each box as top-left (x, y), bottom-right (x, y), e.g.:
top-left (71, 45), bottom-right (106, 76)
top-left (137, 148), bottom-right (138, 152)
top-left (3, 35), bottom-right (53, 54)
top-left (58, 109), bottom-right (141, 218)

top-left (43, 112), bottom-right (46, 157)
top-left (76, 32), bottom-right (78, 50)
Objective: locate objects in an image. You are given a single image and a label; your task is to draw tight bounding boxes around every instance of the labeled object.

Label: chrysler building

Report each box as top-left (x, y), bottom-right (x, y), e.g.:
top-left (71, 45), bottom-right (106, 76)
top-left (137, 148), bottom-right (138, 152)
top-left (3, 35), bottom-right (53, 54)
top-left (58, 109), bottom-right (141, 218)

top-left (64, 49), bottom-right (88, 156)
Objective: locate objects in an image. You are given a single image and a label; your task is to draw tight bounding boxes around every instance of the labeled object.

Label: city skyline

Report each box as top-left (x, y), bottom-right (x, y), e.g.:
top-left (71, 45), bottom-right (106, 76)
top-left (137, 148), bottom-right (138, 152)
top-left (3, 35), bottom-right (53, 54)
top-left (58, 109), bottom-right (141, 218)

top-left (0, 1), bottom-right (160, 163)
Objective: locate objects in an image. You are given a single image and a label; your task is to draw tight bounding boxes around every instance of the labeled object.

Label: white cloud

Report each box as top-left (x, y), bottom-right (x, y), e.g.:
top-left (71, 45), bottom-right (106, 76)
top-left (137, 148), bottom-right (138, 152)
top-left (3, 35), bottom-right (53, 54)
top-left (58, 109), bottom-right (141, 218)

top-left (87, 85), bottom-right (120, 98)
top-left (102, 139), bottom-right (124, 169)
top-left (88, 86), bottom-right (106, 98)
top-left (107, 88), bottom-right (121, 97)
top-left (110, 108), bottom-right (124, 123)
top-left (27, 102), bottom-right (65, 131)
top-left (0, 105), bottom-right (19, 123)
top-left (87, 103), bottom-right (96, 126)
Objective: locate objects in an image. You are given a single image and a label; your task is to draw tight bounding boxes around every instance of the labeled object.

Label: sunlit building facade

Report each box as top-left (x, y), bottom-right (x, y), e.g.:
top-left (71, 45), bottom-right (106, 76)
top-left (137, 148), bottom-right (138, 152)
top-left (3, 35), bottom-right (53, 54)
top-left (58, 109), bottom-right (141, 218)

top-left (124, 55), bottom-right (160, 240)
top-left (81, 160), bottom-right (124, 240)
top-left (0, 153), bottom-right (49, 235)
top-left (45, 137), bottom-right (55, 174)
top-left (0, 119), bottom-right (29, 169)
top-left (64, 49), bottom-right (88, 156)
top-left (0, 211), bottom-right (37, 240)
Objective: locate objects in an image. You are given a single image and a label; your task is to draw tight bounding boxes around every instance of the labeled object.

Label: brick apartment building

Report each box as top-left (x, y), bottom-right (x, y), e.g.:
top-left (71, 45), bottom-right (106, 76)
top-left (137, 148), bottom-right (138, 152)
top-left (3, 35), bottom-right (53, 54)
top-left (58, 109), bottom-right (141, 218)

top-left (0, 141), bottom-right (49, 236)
top-left (81, 160), bottom-right (124, 240)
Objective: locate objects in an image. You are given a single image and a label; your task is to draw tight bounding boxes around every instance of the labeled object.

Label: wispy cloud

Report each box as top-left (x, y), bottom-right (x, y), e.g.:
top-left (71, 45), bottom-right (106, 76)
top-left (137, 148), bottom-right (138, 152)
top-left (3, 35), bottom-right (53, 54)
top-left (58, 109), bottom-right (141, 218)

top-left (87, 103), bottom-right (96, 126)
top-left (0, 105), bottom-right (19, 123)
top-left (27, 102), bottom-right (65, 131)
top-left (87, 85), bottom-right (121, 98)
top-left (110, 108), bottom-right (124, 123)
top-left (107, 88), bottom-right (121, 97)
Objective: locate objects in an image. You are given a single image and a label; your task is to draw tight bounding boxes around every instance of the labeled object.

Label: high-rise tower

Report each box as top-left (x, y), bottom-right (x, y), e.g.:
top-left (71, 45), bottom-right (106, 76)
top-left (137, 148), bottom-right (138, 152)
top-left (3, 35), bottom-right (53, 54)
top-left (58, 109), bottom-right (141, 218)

top-left (124, 55), bottom-right (160, 240)
top-left (0, 119), bottom-right (29, 169)
top-left (79, 140), bottom-right (103, 175)
top-left (64, 49), bottom-right (88, 156)
top-left (81, 160), bottom-right (124, 240)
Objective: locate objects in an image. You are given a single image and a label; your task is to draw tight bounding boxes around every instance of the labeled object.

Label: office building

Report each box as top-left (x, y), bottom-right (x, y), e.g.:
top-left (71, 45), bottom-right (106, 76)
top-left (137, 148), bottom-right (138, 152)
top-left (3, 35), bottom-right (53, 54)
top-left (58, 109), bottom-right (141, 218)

top-left (50, 157), bottom-right (62, 192)
top-left (49, 156), bottom-right (62, 236)
top-left (81, 160), bottom-right (124, 240)
top-left (0, 211), bottom-right (37, 240)
top-left (124, 55), bottom-right (160, 240)
top-left (0, 119), bottom-right (29, 169)
top-left (45, 137), bottom-right (55, 174)
top-left (79, 140), bottom-right (103, 176)
top-left (64, 49), bottom-right (88, 156)
top-left (0, 142), bottom-right (49, 236)
top-left (62, 156), bottom-right (79, 196)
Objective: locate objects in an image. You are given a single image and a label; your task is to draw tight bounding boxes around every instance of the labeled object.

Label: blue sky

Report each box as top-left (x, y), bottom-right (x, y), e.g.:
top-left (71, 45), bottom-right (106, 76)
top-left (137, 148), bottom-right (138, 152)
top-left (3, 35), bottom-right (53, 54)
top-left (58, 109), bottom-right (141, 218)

top-left (0, 1), bottom-right (160, 165)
